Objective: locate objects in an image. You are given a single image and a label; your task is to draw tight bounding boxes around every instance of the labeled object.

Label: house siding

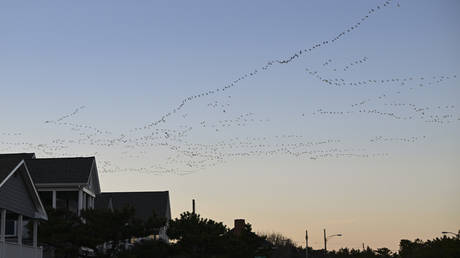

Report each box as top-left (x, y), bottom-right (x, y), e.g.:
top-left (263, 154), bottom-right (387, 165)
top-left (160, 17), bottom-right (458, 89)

top-left (0, 168), bottom-right (36, 218)
top-left (88, 162), bottom-right (101, 194)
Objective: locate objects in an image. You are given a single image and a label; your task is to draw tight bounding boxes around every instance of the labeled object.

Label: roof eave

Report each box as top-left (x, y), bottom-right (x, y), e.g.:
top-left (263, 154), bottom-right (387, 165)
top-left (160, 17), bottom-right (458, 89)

top-left (35, 182), bottom-right (88, 187)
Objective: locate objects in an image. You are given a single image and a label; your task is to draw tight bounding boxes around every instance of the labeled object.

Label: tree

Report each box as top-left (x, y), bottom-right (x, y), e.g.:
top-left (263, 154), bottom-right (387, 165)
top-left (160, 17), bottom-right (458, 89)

top-left (143, 209), bottom-right (167, 238)
top-left (37, 206), bottom-right (166, 258)
top-left (262, 232), bottom-right (304, 258)
top-left (375, 247), bottom-right (393, 257)
top-left (224, 223), bottom-right (271, 258)
top-left (167, 212), bottom-right (271, 258)
top-left (167, 212), bottom-right (228, 257)
top-left (399, 235), bottom-right (460, 258)
top-left (80, 206), bottom-right (166, 258)
top-left (118, 239), bottom-right (171, 258)
top-left (36, 208), bottom-right (84, 258)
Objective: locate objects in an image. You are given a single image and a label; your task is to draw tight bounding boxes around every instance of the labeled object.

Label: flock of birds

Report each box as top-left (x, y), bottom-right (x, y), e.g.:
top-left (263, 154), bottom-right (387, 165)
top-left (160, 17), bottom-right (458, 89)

top-left (306, 53), bottom-right (458, 125)
top-left (125, 0), bottom-right (400, 133)
top-left (370, 136), bottom-right (426, 143)
top-left (306, 68), bottom-right (456, 89)
top-left (1, 0), bottom-right (459, 175)
top-left (305, 66), bottom-right (458, 125)
top-left (322, 57), bottom-right (369, 72)
top-left (44, 105), bottom-right (86, 124)
top-left (312, 104), bottom-right (457, 124)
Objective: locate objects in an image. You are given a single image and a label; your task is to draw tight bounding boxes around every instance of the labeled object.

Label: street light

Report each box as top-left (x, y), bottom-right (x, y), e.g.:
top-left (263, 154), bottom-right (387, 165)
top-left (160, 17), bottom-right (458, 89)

top-left (323, 229), bottom-right (343, 253)
top-left (442, 231), bottom-right (460, 239)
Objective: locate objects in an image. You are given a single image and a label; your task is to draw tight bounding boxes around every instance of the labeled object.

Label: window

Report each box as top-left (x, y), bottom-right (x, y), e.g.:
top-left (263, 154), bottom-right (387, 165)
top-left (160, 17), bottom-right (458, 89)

top-left (5, 220), bottom-right (16, 237)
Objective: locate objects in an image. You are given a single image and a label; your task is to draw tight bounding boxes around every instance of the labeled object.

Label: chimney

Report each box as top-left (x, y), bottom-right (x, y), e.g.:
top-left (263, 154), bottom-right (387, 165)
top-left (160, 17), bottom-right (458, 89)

top-left (192, 199), bottom-right (195, 214)
top-left (234, 219), bottom-right (245, 236)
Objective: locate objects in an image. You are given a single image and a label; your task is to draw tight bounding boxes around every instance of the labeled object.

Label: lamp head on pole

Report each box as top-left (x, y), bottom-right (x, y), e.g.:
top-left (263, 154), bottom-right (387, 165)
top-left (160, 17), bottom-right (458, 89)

top-left (327, 233), bottom-right (343, 239)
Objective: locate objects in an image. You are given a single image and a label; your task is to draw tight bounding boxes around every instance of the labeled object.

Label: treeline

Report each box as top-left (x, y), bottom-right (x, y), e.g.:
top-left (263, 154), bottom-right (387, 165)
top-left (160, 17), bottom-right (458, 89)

top-left (36, 207), bottom-right (166, 258)
top-left (37, 208), bottom-right (460, 258)
top-left (317, 235), bottom-right (460, 258)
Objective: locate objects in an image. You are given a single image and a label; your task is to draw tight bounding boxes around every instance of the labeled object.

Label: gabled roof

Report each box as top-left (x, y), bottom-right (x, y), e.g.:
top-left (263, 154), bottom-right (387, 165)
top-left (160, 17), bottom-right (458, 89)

top-left (0, 158), bottom-right (24, 183)
top-left (26, 157), bottom-right (96, 185)
top-left (0, 153), bottom-right (36, 160)
top-left (0, 159), bottom-right (47, 220)
top-left (95, 191), bottom-right (171, 221)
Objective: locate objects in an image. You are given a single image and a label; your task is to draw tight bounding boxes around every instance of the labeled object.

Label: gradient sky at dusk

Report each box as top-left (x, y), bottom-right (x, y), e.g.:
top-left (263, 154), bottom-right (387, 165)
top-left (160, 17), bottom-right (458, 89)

top-left (1, 0), bottom-right (459, 251)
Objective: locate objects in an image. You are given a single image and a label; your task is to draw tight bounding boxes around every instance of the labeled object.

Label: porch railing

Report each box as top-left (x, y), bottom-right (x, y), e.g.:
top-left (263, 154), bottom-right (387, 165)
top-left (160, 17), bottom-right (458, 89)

top-left (0, 241), bottom-right (43, 258)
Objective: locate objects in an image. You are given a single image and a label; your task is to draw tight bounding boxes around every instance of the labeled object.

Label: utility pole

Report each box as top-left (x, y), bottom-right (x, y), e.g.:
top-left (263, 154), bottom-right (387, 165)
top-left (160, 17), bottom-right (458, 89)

top-left (305, 230), bottom-right (308, 258)
top-left (324, 228), bottom-right (327, 254)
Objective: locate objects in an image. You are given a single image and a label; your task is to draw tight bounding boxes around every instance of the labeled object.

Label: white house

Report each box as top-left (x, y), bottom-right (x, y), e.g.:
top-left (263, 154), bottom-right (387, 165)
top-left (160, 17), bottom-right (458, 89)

top-left (1, 152), bottom-right (172, 256)
top-left (25, 156), bottom-right (101, 215)
top-left (0, 158), bottom-right (48, 258)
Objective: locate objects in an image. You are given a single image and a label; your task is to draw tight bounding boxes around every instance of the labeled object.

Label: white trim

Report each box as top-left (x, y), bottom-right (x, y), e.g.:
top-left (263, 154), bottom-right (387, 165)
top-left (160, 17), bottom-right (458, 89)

top-left (77, 190), bottom-right (83, 216)
top-left (82, 187), bottom-right (95, 197)
top-left (1, 209), bottom-right (6, 242)
top-left (35, 183), bottom-right (85, 187)
top-left (87, 159), bottom-right (95, 186)
top-left (22, 163), bottom-right (48, 220)
top-left (39, 187), bottom-right (95, 197)
top-left (52, 190), bottom-right (56, 209)
top-left (82, 192), bottom-right (86, 211)
top-left (87, 158), bottom-right (101, 194)
top-left (38, 187), bottom-right (80, 192)
top-left (32, 220), bottom-right (38, 248)
top-left (17, 215), bottom-right (22, 246)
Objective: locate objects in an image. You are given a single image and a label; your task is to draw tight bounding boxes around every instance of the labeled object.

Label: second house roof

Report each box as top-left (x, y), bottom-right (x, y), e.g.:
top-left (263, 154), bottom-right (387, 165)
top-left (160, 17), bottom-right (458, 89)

top-left (26, 157), bottom-right (96, 184)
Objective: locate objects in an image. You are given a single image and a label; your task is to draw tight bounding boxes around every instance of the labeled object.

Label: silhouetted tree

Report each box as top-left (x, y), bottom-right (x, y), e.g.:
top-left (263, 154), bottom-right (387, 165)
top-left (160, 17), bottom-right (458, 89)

top-left (262, 232), bottom-right (304, 258)
top-left (398, 235), bottom-right (460, 258)
top-left (167, 212), bottom-right (269, 258)
top-left (375, 247), bottom-right (393, 257)
top-left (167, 212), bottom-right (227, 257)
top-left (36, 208), bottom-right (84, 258)
top-left (37, 206), bottom-right (166, 258)
top-left (224, 223), bottom-right (271, 257)
top-left (80, 206), bottom-right (166, 258)
top-left (118, 239), bottom-right (172, 258)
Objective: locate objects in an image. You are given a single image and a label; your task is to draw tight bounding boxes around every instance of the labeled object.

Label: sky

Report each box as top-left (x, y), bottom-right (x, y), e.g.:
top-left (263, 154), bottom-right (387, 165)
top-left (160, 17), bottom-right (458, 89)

top-left (1, 0), bottom-right (459, 251)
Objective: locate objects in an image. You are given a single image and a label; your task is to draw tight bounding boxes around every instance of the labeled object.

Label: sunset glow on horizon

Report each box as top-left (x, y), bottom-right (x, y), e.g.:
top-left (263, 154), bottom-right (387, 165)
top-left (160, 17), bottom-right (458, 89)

top-left (1, 0), bottom-right (459, 251)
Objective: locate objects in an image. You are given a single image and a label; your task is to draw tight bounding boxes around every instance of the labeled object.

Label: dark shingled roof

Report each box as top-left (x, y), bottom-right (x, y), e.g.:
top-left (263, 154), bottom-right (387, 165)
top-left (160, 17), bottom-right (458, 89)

top-left (0, 153), bottom-right (36, 160)
top-left (0, 158), bottom-right (23, 185)
top-left (95, 191), bottom-right (171, 221)
top-left (26, 157), bottom-right (95, 184)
